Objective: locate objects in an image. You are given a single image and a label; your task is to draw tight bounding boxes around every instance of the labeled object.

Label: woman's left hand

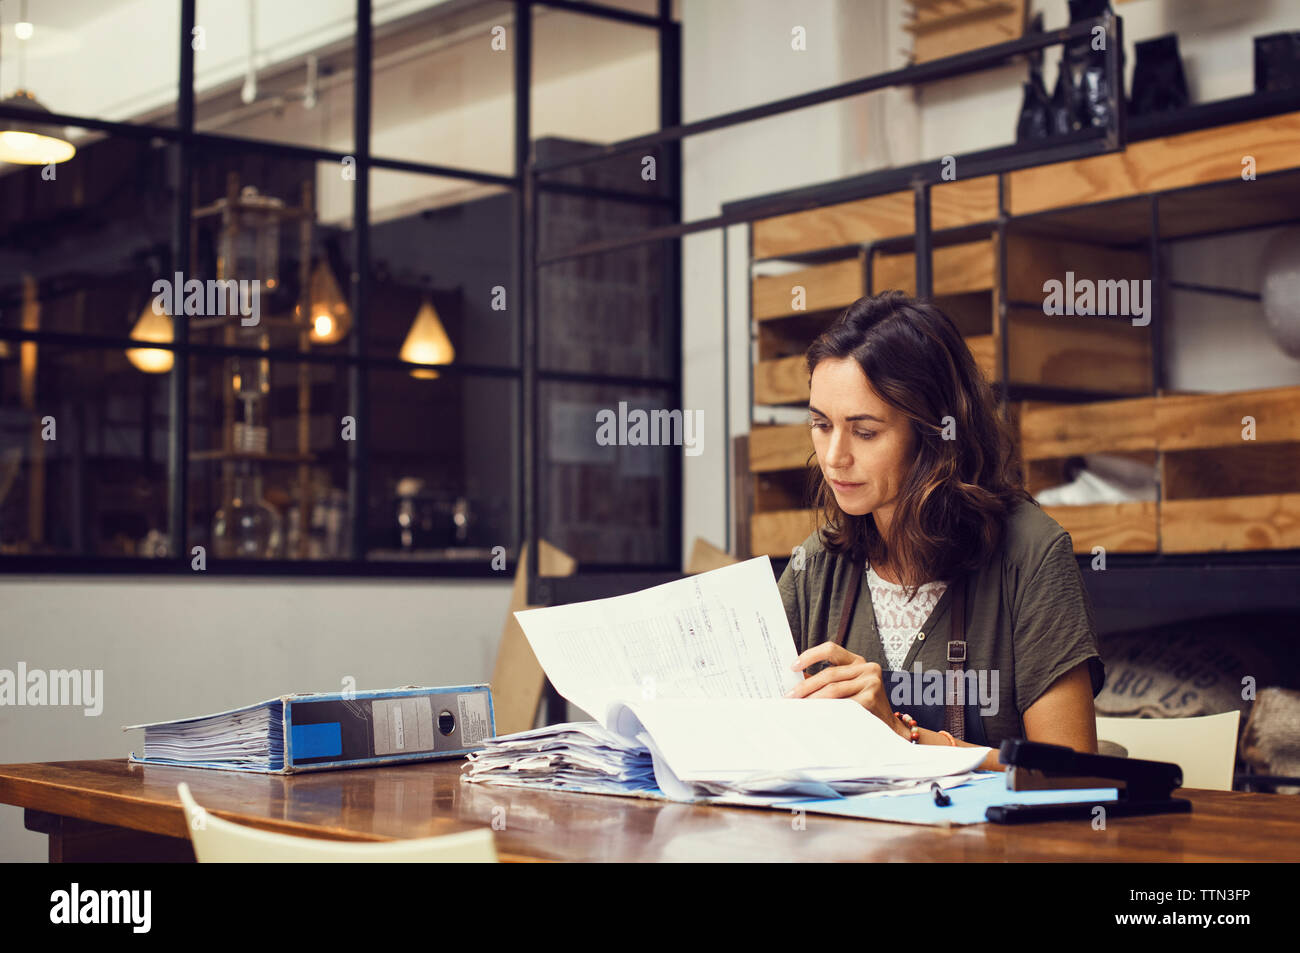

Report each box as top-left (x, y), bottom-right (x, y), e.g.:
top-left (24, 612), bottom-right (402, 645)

top-left (787, 643), bottom-right (907, 739)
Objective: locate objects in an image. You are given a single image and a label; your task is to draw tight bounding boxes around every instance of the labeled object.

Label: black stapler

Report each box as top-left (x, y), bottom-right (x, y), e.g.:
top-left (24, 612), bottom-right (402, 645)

top-left (985, 739), bottom-right (1193, 824)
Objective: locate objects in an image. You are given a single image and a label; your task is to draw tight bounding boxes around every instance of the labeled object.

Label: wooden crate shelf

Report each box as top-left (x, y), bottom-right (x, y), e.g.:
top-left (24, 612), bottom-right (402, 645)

top-left (1019, 385), bottom-right (1300, 555)
top-left (1020, 396), bottom-right (1159, 460)
top-left (1041, 502), bottom-right (1159, 554)
top-left (1156, 385), bottom-right (1300, 451)
top-left (872, 238), bottom-right (995, 296)
top-left (751, 509), bottom-right (820, 557)
top-left (905, 0), bottom-right (1027, 65)
top-left (1161, 493), bottom-right (1300, 553)
top-left (1007, 111), bottom-right (1300, 218)
top-left (742, 110), bottom-right (1300, 559)
top-left (753, 258), bottom-right (863, 322)
top-left (749, 423), bottom-right (813, 474)
top-left (751, 176), bottom-right (998, 260)
top-left (754, 355), bottom-right (810, 405)
top-left (755, 333), bottom-right (998, 406)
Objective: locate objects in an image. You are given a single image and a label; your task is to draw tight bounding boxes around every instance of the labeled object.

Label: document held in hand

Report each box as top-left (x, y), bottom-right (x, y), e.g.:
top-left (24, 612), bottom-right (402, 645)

top-left (512, 556), bottom-right (991, 799)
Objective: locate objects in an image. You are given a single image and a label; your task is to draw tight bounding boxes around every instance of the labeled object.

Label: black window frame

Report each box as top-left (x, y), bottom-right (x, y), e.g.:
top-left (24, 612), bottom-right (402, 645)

top-left (0, 0), bottom-right (684, 578)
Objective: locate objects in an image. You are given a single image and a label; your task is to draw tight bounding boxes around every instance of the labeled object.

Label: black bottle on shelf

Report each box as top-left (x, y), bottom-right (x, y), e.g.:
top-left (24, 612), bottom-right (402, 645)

top-left (1069, 0), bottom-right (1124, 131)
top-left (1016, 12), bottom-right (1051, 142)
top-left (1050, 60), bottom-right (1080, 135)
top-left (1130, 34), bottom-right (1189, 116)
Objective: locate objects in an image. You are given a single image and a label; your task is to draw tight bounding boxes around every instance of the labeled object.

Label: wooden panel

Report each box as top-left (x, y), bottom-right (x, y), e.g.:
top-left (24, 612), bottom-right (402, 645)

top-left (907, 0), bottom-right (1027, 64)
top-left (931, 175), bottom-right (1000, 229)
top-left (751, 509), bottom-right (819, 557)
top-left (755, 470), bottom-right (810, 512)
top-left (753, 258), bottom-right (863, 321)
top-left (1025, 457), bottom-right (1068, 496)
top-left (686, 538), bottom-right (740, 574)
top-left (1008, 111), bottom-right (1300, 216)
top-left (966, 333), bottom-right (996, 381)
top-left (1161, 494), bottom-right (1300, 553)
top-left (757, 340), bottom-right (994, 403)
top-left (1161, 444), bottom-right (1300, 500)
top-left (1156, 385), bottom-right (1300, 451)
top-left (754, 355), bottom-right (808, 405)
top-left (1004, 232), bottom-right (1151, 305)
top-left (491, 540), bottom-right (577, 735)
top-left (1020, 397), bottom-right (1158, 460)
top-left (752, 190), bottom-right (913, 259)
top-left (871, 239), bottom-right (995, 296)
top-left (1042, 502), bottom-right (1158, 554)
top-left (756, 312), bottom-right (835, 361)
top-left (749, 423), bottom-right (813, 473)
top-left (1006, 308), bottom-right (1152, 394)
top-left (933, 290), bottom-right (994, 337)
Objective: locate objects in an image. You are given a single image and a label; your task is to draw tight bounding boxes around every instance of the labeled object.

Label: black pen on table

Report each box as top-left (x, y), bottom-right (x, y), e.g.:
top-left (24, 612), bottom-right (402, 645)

top-left (931, 782), bottom-right (951, 807)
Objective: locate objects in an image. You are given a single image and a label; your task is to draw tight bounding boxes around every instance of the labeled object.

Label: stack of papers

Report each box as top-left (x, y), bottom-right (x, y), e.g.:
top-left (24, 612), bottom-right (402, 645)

top-left (129, 702), bottom-right (284, 770)
top-left (466, 557), bottom-right (993, 805)
top-left (464, 716), bottom-right (990, 807)
top-left (463, 722), bottom-right (660, 798)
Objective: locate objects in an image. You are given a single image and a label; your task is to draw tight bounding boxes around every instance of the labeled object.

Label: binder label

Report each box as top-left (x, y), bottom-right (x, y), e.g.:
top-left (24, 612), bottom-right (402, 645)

top-left (373, 696), bottom-right (435, 755)
top-left (458, 692), bottom-right (491, 746)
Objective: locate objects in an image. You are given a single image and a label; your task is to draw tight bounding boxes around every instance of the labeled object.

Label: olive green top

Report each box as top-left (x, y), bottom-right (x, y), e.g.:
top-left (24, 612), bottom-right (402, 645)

top-left (777, 499), bottom-right (1105, 750)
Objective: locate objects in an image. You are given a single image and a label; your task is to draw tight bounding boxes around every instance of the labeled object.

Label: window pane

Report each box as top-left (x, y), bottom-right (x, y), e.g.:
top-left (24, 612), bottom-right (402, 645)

top-left (0, 127), bottom-right (177, 338)
top-left (0, 2), bottom-right (179, 124)
top-left (539, 380), bottom-right (677, 566)
top-left (0, 343), bottom-right (171, 558)
top-left (188, 355), bottom-right (352, 561)
top-left (371, 1), bottom-right (514, 175)
top-left (195, 0), bottom-right (354, 150)
top-left (366, 369), bottom-right (517, 563)
top-left (531, 6), bottom-right (659, 146)
top-left (369, 169), bottom-right (516, 369)
top-left (187, 148), bottom-right (356, 361)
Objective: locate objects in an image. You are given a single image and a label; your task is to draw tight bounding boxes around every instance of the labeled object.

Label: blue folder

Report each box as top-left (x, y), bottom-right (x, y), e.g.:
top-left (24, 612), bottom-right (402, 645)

top-left (790, 773), bottom-right (1120, 826)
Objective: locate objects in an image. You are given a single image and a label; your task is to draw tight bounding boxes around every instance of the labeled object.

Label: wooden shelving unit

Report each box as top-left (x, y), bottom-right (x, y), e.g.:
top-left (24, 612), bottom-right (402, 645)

top-left (742, 107), bottom-right (1300, 562)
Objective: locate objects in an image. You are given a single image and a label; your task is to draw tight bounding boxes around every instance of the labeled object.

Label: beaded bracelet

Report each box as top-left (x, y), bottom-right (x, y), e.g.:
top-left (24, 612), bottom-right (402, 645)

top-left (893, 711), bottom-right (919, 744)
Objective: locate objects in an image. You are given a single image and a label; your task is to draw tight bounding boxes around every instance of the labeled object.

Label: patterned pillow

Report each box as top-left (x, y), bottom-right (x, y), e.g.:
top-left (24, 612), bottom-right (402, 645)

top-left (1095, 614), bottom-right (1290, 718)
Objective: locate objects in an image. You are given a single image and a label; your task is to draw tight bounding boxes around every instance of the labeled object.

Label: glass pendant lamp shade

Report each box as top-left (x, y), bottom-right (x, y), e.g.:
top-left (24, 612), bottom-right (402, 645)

top-left (400, 296), bottom-right (454, 379)
top-left (0, 90), bottom-right (75, 164)
top-left (126, 303), bottom-right (174, 374)
top-left (308, 259), bottom-right (351, 344)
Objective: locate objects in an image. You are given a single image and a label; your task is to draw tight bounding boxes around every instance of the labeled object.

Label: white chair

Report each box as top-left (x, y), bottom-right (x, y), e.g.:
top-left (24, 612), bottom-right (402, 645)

top-left (177, 782), bottom-right (498, 862)
top-left (1095, 711), bottom-right (1241, 791)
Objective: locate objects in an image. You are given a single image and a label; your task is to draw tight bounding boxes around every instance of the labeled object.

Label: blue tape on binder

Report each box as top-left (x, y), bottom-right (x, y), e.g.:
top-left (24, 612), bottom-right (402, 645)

top-left (291, 722), bottom-right (343, 759)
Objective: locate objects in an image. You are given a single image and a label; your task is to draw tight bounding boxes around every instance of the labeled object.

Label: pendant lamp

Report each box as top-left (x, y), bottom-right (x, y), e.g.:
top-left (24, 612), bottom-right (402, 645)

top-left (400, 295), bottom-right (454, 380)
top-left (0, 6), bottom-right (75, 165)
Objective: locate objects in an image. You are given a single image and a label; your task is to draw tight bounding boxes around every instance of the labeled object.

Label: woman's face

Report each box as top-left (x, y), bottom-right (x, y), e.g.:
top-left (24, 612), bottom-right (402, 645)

top-left (808, 358), bottom-right (917, 526)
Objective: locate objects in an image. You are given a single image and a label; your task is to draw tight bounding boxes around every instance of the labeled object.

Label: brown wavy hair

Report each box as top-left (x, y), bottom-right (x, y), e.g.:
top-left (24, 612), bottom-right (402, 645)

top-left (804, 291), bottom-right (1030, 591)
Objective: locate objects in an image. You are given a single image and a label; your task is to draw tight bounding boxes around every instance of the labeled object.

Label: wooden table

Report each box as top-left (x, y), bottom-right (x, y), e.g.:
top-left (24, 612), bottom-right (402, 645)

top-left (3, 758), bottom-right (1299, 862)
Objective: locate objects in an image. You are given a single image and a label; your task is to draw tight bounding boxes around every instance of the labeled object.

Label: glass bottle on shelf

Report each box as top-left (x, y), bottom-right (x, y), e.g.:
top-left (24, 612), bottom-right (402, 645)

top-left (212, 461), bottom-right (283, 558)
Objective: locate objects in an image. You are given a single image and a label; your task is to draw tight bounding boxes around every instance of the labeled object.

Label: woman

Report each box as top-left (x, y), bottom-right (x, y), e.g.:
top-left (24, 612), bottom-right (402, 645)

top-left (778, 291), bottom-right (1104, 771)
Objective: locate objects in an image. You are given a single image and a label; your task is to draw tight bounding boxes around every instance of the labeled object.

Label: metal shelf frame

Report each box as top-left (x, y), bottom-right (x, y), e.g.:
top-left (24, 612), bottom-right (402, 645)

top-left (529, 9), bottom-right (1127, 604)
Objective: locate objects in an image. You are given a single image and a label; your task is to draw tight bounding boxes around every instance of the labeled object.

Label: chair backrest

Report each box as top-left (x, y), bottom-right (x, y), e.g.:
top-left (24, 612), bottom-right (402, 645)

top-left (176, 782), bottom-right (498, 862)
top-left (1095, 710), bottom-right (1241, 791)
